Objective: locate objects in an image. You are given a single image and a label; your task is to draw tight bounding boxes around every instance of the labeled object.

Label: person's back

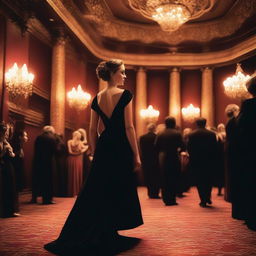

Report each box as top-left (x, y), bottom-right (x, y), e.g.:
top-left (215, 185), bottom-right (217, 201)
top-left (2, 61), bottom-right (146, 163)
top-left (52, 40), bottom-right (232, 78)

top-left (140, 132), bottom-right (157, 162)
top-left (139, 124), bottom-right (160, 198)
top-left (155, 128), bottom-right (183, 157)
top-left (188, 128), bottom-right (217, 167)
top-left (154, 116), bottom-right (183, 205)
top-left (187, 118), bottom-right (217, 207)
top-left (44, 59), bottom-right (143, 255)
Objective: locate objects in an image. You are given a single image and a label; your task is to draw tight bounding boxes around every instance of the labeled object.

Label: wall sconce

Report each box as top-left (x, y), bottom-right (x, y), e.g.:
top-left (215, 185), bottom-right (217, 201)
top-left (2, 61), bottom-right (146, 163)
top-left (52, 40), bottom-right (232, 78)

top-left (223, 63), bottom-right (251, 100)
top-left (5, 63), bottom-right (34, 100)
top-left (67, 84), bottom-right (91, 111)
top-left (181, 104), bottom-right (200, 122)
top-left (140, 105), bottom-right (160, 123)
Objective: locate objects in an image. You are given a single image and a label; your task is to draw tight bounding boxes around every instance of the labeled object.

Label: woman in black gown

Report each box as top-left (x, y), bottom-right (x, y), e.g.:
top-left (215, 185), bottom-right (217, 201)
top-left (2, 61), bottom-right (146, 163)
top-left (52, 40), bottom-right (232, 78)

top-left (44, 59), bottom-right (143, 255)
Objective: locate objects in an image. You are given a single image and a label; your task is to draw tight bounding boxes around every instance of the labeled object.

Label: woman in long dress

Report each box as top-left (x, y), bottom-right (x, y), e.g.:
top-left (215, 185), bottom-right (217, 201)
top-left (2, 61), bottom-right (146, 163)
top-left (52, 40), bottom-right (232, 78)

top-left (67, 131), bottom-right (87, 197)
top-left (77, 128), bottom-right (91, 182)
top-left (44, 59), bottom-right (143, 255)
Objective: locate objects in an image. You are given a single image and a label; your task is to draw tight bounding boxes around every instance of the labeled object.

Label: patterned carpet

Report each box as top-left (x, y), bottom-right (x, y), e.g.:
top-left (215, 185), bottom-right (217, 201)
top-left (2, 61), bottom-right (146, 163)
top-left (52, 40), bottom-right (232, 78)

top-left (0, 187), bottom-right (256, 256)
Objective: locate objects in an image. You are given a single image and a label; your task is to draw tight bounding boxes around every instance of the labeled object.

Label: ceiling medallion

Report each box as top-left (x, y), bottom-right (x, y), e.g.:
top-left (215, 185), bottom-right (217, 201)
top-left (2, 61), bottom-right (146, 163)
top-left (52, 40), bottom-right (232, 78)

top-left (128, 0), bottom-right (213, 32)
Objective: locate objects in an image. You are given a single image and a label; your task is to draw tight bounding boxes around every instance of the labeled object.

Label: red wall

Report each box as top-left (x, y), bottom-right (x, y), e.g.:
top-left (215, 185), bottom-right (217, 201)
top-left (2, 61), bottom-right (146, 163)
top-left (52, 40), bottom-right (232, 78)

top-left (147, 70), bottom-right (169, 124)
top-left (65, 50), bottom-right (87, 136)
top-left (181, 70), bottom-right (201, 129)
top-left (28, 34), bottom-right (52, 93)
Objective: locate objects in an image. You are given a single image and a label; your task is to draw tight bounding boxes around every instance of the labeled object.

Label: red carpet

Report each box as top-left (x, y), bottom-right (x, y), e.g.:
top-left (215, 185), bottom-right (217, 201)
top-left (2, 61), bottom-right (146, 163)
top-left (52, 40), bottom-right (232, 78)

top-left (0, 187), bottom-right (256, 256)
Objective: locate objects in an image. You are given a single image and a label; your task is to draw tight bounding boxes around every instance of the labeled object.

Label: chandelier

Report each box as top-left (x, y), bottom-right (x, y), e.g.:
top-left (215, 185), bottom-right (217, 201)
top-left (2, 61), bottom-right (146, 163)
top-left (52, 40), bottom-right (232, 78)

top-left (67, 85), bottom-right (91, 111)
top-left (128, 0), bottom-right (212, 32)
top-left (181, 104), bottom-right (200, 122)
top-left (223, 63), bottom-right (251, 100)
top-left (5, 63), bottom-right (34, 99)
top-left (140, 105), bottom-right (160, 123)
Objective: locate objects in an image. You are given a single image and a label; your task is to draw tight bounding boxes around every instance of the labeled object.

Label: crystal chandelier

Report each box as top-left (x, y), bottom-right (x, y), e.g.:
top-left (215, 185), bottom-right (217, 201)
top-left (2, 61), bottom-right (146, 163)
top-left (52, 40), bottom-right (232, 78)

top-left (223, 63), bottom-right (251, 100)
top-left (5, 63), bottom-right (34, 99)
top-left (67, 85), bottom-right (91, 111)
top-left (181, 104), bottom-right (200, 122)
top-left (140, 105), bottom-right (160, 123)
top-left (128, 0), bottom-right (212, 32)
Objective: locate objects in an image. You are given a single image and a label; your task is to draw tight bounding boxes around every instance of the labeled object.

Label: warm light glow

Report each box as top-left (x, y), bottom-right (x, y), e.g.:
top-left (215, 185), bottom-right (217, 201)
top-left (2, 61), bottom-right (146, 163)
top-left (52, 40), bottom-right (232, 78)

top-left (140, 105), bottom-right (160, 123)
top-left (5, 63), bottom-right (34, 98)
top-left (151, 3), bottom-right (191, 31)
top-left (128, 0), bottom-right (210, 32)
top-left (182, 104), bottom-right (200, 122)
top-left (67, 85), bottom-right (91, 111)
top-left (223, 63), bottom-right (251, 100)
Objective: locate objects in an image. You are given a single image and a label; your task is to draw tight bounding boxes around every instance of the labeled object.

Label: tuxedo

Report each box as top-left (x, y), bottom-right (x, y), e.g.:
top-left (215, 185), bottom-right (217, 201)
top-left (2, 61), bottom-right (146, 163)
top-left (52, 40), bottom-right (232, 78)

top-left (187, 128), bottom-right (217, 204)
top-left (139, 132), bottom-right (160, 198)
top-left (32, 132), bottom-right (57, 203)
top-left (155, 128), bottom-right (184, 205)
top-left (236, 97), bottom-right (256, 228)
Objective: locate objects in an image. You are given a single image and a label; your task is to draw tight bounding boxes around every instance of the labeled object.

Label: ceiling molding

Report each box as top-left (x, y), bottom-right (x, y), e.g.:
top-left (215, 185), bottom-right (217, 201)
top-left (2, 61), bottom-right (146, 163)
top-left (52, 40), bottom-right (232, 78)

top-left (8, 102), bottom-right (45, 127)
top-left (46, 0), bottom-right (256, 67)
top-left (27, 18), bottom-right (52, 46)
top-left (83, 0), bottom-right (256, 44)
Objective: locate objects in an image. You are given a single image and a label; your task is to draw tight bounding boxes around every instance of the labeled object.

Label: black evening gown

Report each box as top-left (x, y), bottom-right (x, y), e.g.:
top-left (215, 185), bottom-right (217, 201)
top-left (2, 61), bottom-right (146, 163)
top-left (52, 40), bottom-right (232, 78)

top-left (44, 90), bottom-right (143, 254)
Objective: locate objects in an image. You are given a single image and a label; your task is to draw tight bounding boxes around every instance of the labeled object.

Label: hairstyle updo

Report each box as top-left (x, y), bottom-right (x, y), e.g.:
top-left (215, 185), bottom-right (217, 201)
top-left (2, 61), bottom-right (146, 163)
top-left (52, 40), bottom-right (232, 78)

top-left (96, 59), bottom-right (123, 81)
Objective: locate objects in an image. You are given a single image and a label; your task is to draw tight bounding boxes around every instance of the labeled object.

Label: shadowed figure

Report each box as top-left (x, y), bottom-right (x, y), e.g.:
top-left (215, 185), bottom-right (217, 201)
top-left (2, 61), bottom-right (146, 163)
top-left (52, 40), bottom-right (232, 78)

top-left (155, 117), bottom-right (184, 206)
top-left (139, 123), bottom-right (160, 199)
top-left (187, 118), bottom-right (218, 207)
top-left (236, 75), bottom-right (256, 231)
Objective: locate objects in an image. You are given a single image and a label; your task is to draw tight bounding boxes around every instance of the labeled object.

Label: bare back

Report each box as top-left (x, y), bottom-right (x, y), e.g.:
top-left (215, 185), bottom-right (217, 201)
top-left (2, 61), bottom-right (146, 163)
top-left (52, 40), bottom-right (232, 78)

top-left (97, 88), bottom-right (124, 133)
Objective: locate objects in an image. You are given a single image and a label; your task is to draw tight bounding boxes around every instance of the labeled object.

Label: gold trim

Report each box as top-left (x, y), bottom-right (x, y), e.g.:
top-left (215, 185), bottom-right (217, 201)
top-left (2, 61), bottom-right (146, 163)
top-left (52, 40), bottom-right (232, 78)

top-left (8, 102), bottom-right (45, 127)
top-left (33, 86), bottom-right (50, 100)
top-left (27, 18), bottom-right (52, 46)
top-left (46, 0), bottom-right (256, 67)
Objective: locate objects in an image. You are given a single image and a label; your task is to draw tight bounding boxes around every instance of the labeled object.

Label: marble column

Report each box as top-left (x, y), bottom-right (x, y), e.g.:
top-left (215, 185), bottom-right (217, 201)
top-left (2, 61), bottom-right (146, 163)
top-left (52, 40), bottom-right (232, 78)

top-left (201, 67), bottom-right (214, 128)
top-left (135, 67), bottom-right (147, 137)
top-left (50, 35), bottom-right (66, 135)
top-left (169, 68), bottom-right (181, 126)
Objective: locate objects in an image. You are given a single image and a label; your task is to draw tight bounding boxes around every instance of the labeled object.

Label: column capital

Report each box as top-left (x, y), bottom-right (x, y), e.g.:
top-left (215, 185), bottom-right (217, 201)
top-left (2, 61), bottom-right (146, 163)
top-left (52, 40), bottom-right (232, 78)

top-left (52, 28), bottom-right (68, 46)
top-left (135, 67), bottom-right (147, 73)
top-left (169, 67), bottom-right (181, 73)
top-left (200, 66), bottom-right (214, 72)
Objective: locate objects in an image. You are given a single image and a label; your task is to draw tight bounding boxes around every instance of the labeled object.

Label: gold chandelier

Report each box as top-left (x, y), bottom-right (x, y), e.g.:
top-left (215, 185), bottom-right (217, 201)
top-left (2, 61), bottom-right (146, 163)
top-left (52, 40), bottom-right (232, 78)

top-left (5, 63), bottom-right (34, 99)
top-left (223, 63), bottom-right (251, 100)
top-left (67, 85), bottom-right (91, 111)
top-left (128, 0), bottom-right (212, 32)
top-left (181, 104), bottom-right (200, 122)
top-left (140, 105), bottom-right (160, 123)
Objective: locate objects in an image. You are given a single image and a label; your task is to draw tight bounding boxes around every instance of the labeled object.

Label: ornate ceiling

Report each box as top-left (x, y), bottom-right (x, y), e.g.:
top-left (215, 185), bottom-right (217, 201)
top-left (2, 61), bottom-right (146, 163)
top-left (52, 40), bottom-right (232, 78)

top-left (72, 0), bottom-right (256, 53)
top-left (43, 0), bottom-right (256, 67)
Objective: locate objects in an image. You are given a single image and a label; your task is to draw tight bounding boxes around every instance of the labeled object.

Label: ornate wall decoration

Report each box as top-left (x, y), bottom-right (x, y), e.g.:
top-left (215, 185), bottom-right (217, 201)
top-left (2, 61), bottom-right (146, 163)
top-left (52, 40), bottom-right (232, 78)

top-left (46, 0), bottom-right (256, 67)
top-left (82, 0), bottom-right (256, 44)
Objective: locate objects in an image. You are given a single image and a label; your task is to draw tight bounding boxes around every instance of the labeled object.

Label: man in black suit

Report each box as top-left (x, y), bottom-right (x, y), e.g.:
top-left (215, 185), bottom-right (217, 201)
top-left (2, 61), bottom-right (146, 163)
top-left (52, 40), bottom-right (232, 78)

top-left (30, 126), bottom-right (57, 204)
top-left (224, 104), bottom-right (245, 220)
top-left (139, 123), bottom-right (160, 199)
top-left (187, 118), bottom-right (218, 207)
top-left (155, 117), bottom-right (184, 206)
top-left (236, 75), bottom-right (256, 231)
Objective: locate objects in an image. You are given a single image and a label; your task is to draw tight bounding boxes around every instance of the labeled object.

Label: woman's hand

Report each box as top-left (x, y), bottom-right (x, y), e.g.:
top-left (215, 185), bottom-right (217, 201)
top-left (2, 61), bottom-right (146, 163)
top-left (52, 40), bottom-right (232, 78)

top-left (134, 155), bottom-right (141, 171)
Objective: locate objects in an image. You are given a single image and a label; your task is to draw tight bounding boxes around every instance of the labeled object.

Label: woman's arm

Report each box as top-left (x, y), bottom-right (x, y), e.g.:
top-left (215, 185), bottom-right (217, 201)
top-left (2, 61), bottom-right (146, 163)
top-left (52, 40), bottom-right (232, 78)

top-left (67, 140), bottom-right (81, 155)
top-left (124, 99), bottom-right (141, 168)
top-left (89, 109), bottom-right (99, 155)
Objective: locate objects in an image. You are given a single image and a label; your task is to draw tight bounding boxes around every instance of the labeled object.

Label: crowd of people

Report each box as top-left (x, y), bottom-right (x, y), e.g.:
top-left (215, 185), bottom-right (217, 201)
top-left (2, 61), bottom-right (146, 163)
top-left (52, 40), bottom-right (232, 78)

top-left (139, 117), bottom-right (225, 207)
top-left (0, 123), bottom-right (91, 217)
top-left (139, 74), bottom-right (256, 232)
top-left (0, 58), bottom-right (255, 256)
